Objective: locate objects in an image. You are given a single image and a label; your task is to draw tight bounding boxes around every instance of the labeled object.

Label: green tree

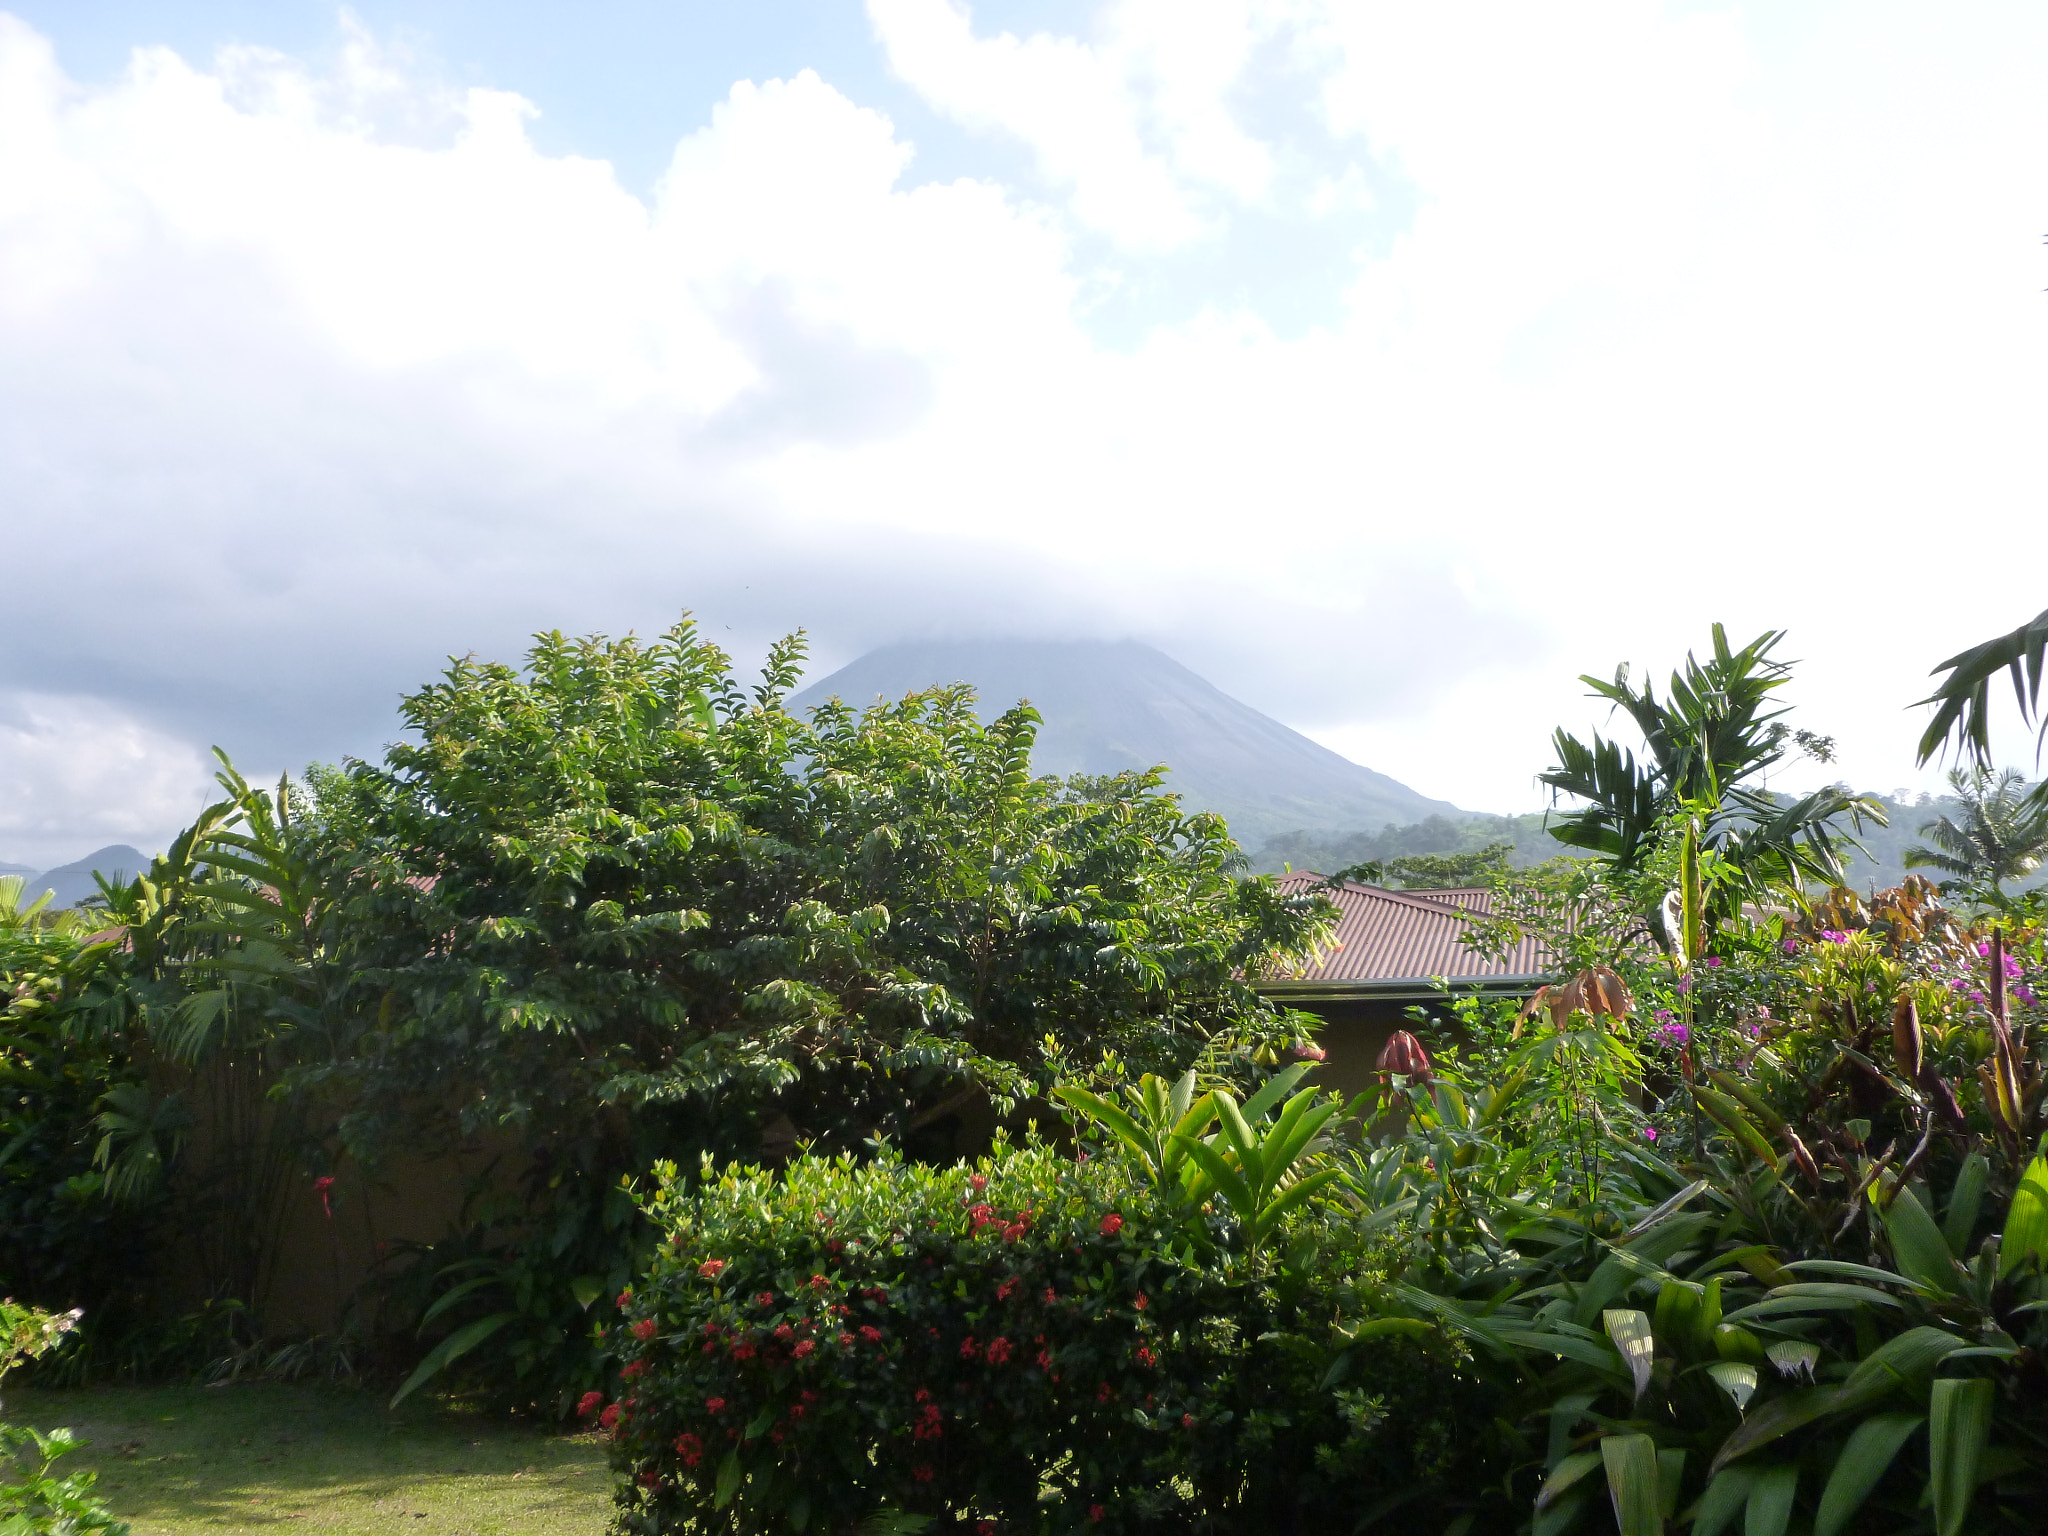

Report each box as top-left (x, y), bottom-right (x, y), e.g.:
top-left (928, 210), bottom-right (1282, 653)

top-left (1539, 625), bottom-right (1882, 923)
top-left (1905, 766), bottom-right (2048, 906)
top-left (1916, 605), bottom-right (2048, 779)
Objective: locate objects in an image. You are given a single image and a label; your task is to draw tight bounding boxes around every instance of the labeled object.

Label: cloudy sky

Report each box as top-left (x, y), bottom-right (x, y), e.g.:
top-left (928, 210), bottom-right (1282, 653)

top-left (3, 1), bottom-right (2046, 868)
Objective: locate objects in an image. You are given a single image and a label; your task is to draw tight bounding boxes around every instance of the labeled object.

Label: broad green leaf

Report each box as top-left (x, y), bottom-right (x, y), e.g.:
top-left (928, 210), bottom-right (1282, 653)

top-left (1708, 1361), bottom-right (1758, 1412)
top-left (1813, 1412), bottom-right (1922, 1536)
top-left (419, 1275), bottom-right (503, 1327)
top-left (1928, 1377), bottom-right (1993, 1536)
top-left (1239, 1060), bottom-right (1316, 1123)
top-left (571, 1275), bottom-right (603, 1310)
top-left (1711, 1387), bottom-right (1835, 1474)
top-left (1656, 1448), bottom-right (1686, 1519)
top-left (714, 1450), bottom-right (742, 1508)
top-left (1252, 1166), bottom-right (1343, 1242)
top-left (388, 1311), bottom-right (518, 1407)
top-left (1998, 1156), bottom-right (2048, 1279)
top-left (1604, 1309), bottom-right (1656, 1401)
top-left (1690, 1466), bottom-right (1757, 1536)
top-left (1535, 1449), bottom-right (1602, 1511)
top-left (1943, 1153), bottom-right (1988, 1256)
top-left (1743, 1462), bottom-right (1798, 1536)
top-left (1881, 1185), bottom-right (1959, 1295)
top-left (1601, 1433), bottom-right (1662, 1536)
top-left (1837, 1327), bottom-right (1970, 1410)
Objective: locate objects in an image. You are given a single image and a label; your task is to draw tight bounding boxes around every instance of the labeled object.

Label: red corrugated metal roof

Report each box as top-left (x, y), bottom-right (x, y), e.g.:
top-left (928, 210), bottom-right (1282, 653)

top-left (1262, 872), bottom-right (1546, 986)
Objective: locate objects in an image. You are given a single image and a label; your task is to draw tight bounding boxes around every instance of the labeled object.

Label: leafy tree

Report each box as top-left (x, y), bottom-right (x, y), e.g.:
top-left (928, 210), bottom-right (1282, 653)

top-left (1905, 766), bottom-right (2048, 906)
top-left (1539, 625), bottom-right (1882, 923)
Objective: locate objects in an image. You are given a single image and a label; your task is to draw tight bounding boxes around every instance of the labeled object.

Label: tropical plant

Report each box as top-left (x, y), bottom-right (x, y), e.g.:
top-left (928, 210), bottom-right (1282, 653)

top-left (1915, 606), bottom-right (2048, 781)
top-left (1540, 626), bottom-right (1883, 926)
top-left (1905, 766), bottom-right (2048, 907)
top-left (0, 1300), bottom-right (129, 1535)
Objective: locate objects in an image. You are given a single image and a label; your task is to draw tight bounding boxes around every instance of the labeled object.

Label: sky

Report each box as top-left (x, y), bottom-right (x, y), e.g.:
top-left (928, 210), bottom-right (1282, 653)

top-left (2, 0), bottom-right (2047, 869)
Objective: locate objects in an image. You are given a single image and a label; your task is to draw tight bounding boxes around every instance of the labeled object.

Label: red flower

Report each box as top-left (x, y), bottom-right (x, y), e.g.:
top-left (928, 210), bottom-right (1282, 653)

top-left (1043, 1286), bottom-right (1057, 1304)
top-left (970, 1174), bottom-right (988, 1192)
top-left (312, 1176), bottom-right (335, 1220)
top-left (1376, 1030), bottom-right (1433, 1083)
top-left (788, 1402), bottom-right (806, 1419)
top-left (706, 1397), bottom-right (726, 1414)
top-left (599, 1403), bottom-right (622, 1430)
top-left (914, 1404), bottom-right (944, 1440)
top-left (1099, 1213), bottom-right (1124, 1237)
top-left (1090, 1505), bottom-right (1105, 1522)
top-left (792, 1339), bottom-right (816, 1359)
top-left (959, 1337), bottom-right (980, 1360)
top-left (968, 1203), bottom-right (996, 1230)
top-left (674, 1432), bottom-right (703, 1467)
top-left (576, 1391), bottom-right (604, 1418)
top-left (732, 1340), bottom-right (757, 1361)
top-left (915, 1388), bottom-right (931, 1402)
top-left (984, 1337), bottom-right (1013, 1365)
top-left (978, 1523), bottom-right (995, 1535)
top-left (1181, 1413), bottom-right (1194, 1428)
top-left (808, 1273), bottom-right (828, 1290)
top-left (1135, 1346), bottom-right (1156, 1368)
top-left (860, 1326), bottom-right (882, 1343)
top-left (774, 1324), bottom-right (794, 1342)
top-left (1036, 1347), bottom-right (1053, 1370)
top-left (637, 1471), bottom-right (660, 1489)
top-left (697, 1259), bottom-right (726, 1279)
top-left (996, 1278), bottom-right (1019, 1301)
top-left (1001, 1222), bottom-right (1026, 1243)
top-left (631, 1317), bottom-right (657, 1340)
top-left (1095, 1382), bottom-right (1114, 1402)
top-left (839, 1332), bottom-right (854, 1347)
top-left (754, 1292), bottom-right (775, 1308)
top-left (620, 1360), bottom-right (647, 1381)
top-left (1133, 1293), bottom-right (1148, 1311)
top-left (913, 1464), bottom-right (934, 1482)
top-left (615, 1290), bottom-right (632, 1309)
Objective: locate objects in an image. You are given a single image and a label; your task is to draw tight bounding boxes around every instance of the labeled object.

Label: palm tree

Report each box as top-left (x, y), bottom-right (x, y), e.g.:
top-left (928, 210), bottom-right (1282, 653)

top-left (1917, 607), bottom-right (2048, 784)
top-left (1905, 766), bottom-right (2048, 903)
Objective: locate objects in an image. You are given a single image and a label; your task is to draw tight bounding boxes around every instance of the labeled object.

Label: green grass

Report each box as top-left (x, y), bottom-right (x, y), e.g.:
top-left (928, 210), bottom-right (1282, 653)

top-left (3, 1384), bottom-right (615, 1536)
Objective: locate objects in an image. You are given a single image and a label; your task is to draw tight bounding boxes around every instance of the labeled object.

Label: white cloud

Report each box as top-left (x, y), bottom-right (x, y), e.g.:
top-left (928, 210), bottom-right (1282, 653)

top-left (0, 692), bottom-right (217, 868)
top-left (2, 1), bottom-right (2047, 862)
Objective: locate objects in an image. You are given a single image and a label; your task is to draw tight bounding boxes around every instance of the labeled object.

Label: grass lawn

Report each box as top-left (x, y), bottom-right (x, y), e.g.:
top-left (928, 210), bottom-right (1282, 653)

top-left (4, 1384), bottom-right (615, 1536)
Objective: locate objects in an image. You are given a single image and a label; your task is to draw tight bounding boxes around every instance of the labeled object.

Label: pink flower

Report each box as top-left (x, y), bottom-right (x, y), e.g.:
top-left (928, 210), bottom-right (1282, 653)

top-left (697, 1259), bottom-right (726, 1279)
top-left (1782, 938), bottom-right (1799, 955)
top-left (1821, 929), bottom-right (1849, 944)
top-left (1703, 955), bottom-right (1723, 967)
top-left (1641, 1126), bottom-right (1658, 1142)
top-left (1099, 1213), bottom-right (1125, 1237)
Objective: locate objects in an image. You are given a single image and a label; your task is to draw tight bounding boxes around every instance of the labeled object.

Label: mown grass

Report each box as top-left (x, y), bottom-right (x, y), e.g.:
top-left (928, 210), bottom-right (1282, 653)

top-left (4, 1384), bottom-right (615, 1536)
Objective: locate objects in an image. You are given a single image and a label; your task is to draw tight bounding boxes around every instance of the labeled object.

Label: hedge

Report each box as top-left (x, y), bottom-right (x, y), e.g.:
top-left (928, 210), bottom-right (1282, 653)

top-left (600, 1141), bottom-right (1504, 1534)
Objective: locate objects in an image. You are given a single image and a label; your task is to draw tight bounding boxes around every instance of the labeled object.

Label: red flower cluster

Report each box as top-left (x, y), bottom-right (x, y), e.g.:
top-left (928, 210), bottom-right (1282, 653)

top-left (630, 1317), bottom-right (657, 1340)
top-left (615, 1290), bottom-right (632, 1309)
top-left (620, 1360), bottom-right (648, 1380)
top-left (995, 1278), bottom-right (1019, 1301)
top-left (959, 1337), bottom-right (980, 1361)
top-left (674, 1432), bottom-right (703, 1468)
top-left (792, 1339), bottom-right (816, 1359)
top-left (913, 1464), bottom-right (934, 1482)
top-left (705, 1396), bottom-right (726, 1414)
top-left (576, 1391), bottom-right (604, 1418)
top-left (697, 1259), bottom-right (726, 1279)
top-left (913, 1403), bottom-right (944, 1441)
top-left (807, 1273), bottom-right (829, 1291)
top-left (1099, 1213), bottom-right (1124, 1237)
top-left (754, 1292), bottom-right (775, 1307)
top-left (983, 1337), bottom-right (1013, 1365)
top-left (967, 1203), bottom-right (997, 1230)
top-left (1134, 1346), bottom-right (1156, 1368)
top-left (600, 1403), bottom-right (622, 1430)
top-left (859, 1325), bottom-right (883, 1343)
top-left (1090, 1504), bottom-right (1106, 1522)
top-left (1133, 1293), bottom-right (1148, 1311)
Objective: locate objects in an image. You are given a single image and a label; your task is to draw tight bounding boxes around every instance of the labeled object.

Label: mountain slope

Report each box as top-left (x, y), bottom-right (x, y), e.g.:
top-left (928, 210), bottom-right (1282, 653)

top-left (21, 844), bottom-right (148, 910)
top-left (790, 640), bottom-right (1463, 844)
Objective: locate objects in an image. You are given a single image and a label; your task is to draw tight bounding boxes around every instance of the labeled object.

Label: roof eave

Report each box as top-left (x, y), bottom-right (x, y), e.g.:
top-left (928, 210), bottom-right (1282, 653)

top-left (1257, 974), bottom-right (1547, 1003)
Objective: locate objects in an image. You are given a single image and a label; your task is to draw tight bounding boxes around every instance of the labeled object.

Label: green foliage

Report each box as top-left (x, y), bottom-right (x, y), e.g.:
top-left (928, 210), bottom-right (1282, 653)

top-left (1540, 626), bottom-right (1883, 923)
top-left (1906, 766), bottom-right (2048, 908)
top-left (1916, 605), bottom-right (2048, 775)
top-left (608, 1139), bottom-right (1503, 1533)
top-left (1, 1301), bottom-right (129, 1536)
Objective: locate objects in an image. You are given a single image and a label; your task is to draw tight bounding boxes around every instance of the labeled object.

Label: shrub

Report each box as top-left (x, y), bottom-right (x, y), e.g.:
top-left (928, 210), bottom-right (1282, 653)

top-left (605, 1141), bottom-right (1503, 1533)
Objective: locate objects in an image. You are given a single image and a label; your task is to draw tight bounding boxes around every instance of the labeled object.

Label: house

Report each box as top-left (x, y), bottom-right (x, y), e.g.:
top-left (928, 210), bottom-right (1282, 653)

top-left (1257, 872), bottom-right (1549, 1098)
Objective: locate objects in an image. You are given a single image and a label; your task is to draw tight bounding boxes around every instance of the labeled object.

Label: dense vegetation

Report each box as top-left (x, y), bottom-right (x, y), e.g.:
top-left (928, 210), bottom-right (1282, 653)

top-left (10, 612), bottom-right (2048, 1534)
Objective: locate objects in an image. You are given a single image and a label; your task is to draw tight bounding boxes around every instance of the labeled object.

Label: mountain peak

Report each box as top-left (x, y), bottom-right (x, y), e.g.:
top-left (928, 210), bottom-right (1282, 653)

top-left (790, 639), bottom-right (1461, 843)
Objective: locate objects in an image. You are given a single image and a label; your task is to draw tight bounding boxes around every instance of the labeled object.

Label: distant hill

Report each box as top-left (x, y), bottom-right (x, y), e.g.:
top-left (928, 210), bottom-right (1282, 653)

top-left (0, 860), bottom-right (36, 877)
top-left (1246, 813), bottom-right (1564, 876)
top-left (791, 639), bottom-right (1465, 844)
top-left (15, 844), bottom-right (149, 910)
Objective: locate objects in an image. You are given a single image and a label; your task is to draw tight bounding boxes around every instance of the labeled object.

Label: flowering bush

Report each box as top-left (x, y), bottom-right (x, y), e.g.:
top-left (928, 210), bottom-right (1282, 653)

top-left (602, 1141), bottom-right (1500, 1532)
